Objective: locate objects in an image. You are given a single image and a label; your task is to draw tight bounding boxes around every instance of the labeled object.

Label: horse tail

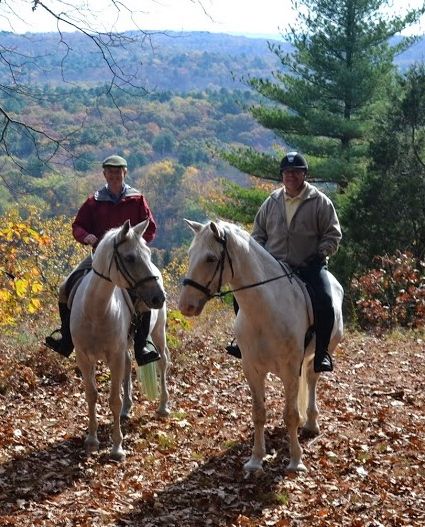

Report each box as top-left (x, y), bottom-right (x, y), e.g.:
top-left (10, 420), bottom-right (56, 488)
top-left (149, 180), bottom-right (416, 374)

top-left (297, 360), bottom-right (308, 426)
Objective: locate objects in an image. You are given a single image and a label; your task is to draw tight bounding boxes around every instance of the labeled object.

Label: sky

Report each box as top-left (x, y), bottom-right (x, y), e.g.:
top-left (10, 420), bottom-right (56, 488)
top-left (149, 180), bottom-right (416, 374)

top-left (0, 0), bottom-right (424, 37)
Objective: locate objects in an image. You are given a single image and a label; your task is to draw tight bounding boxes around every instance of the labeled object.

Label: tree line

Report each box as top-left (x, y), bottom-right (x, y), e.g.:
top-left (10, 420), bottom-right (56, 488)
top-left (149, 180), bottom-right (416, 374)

top-left (0, 0), bottom-right (424, 329)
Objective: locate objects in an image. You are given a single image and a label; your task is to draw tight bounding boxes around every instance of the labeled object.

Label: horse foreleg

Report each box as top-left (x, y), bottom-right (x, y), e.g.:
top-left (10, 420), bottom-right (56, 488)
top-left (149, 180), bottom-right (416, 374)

top-left (120, 349), bottom-right (133, 419)
top-left (243, 371), bottom-right (266, 473)
top-left (302, 361), bottom-right (320, 436)
top-left (283, 373), bottom-right (307, 472)
top-left (77, 355), bottom-right (100, 454)
top-left (109, 360), bottom-right (125, 461)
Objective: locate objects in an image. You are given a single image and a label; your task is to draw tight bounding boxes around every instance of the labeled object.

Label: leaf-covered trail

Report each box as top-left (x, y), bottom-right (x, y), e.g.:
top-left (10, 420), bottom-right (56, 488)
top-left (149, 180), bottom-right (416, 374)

top-left (0, 329), bottom-right (424, 526)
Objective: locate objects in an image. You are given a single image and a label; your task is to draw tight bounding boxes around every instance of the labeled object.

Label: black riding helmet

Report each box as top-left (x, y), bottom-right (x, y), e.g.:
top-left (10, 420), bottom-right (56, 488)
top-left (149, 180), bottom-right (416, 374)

top-left (280, 151), bottom-right (308, 172)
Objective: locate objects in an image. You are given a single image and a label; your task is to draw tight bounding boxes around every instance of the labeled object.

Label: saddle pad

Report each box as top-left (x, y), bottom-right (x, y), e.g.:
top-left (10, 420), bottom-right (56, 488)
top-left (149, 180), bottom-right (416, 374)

top-left (293, 273), bottom-right (314, 326)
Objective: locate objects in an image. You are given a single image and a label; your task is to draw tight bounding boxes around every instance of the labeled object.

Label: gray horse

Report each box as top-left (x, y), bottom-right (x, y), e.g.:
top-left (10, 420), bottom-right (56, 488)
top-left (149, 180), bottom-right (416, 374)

top-left (71, 219), bottom-right (170, 460)
top-left (179, 219), bottom-right (343, 472)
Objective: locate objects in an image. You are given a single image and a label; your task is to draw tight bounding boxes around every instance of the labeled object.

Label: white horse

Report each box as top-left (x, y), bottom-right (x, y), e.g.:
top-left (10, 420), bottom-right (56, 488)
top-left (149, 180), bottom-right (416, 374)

top-left (178, 219), bottom-right (343, 472)
top-left (71, 219), bottom-right (170, 461)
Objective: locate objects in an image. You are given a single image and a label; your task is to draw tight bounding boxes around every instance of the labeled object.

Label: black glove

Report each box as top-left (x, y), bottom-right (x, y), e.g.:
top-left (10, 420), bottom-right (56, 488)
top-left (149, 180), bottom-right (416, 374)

top-left (304, 252), bottom-right (327, 267)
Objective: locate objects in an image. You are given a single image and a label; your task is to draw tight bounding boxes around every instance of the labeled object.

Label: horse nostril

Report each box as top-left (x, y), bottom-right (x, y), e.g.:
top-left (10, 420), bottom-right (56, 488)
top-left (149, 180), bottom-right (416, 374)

top-left (152, 295), bottom-right (165, 308)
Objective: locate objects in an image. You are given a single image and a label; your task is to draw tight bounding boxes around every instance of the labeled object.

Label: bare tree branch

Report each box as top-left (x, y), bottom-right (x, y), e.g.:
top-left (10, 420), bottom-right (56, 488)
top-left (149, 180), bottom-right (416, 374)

top-left (0, 0), bottom-right (210, 177)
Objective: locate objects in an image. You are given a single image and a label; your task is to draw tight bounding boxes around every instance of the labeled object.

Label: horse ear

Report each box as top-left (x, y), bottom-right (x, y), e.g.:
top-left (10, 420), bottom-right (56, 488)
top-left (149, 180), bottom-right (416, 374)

top-left (115, 219), bottom-right (131, 244)
top-left (184, 219), bottom-right (203, 233)
top-left (209, 221), bottom-right (224, 241)
top-left (134, 219), bottom-right (150, 237)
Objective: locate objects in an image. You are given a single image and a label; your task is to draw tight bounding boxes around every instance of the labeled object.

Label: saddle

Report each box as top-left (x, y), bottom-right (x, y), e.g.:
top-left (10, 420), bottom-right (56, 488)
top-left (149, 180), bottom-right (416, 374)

top-left (291, 272), bottom-right (314, 326)
top-left (66, 269), bottom-right (89, 309)
top-left (291, 272), bottom-right (315, 349)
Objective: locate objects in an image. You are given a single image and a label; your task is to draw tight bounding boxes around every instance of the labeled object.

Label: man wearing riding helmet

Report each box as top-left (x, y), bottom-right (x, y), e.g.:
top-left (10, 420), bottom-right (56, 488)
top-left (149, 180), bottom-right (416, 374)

top-left (227, 151), bottom-right (342, 373)
top-left (45, 154), bottom-right (160, 366)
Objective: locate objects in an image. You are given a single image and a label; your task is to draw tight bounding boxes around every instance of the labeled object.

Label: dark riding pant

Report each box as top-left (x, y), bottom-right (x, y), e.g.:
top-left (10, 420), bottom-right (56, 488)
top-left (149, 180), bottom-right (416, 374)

top-left (296, 261), bottom-right (335, 359)
top-left (54, 255), bottom-right (155, 364)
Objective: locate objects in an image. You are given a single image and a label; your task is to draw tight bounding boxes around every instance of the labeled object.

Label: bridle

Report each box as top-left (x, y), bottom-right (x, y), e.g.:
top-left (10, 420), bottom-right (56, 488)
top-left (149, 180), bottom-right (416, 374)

top-left (182, 231), bottom-right (234, 299)
top-left (182, 229), bottom-right (294, 300)
top-left (92, 234), bottom-right (159, 290)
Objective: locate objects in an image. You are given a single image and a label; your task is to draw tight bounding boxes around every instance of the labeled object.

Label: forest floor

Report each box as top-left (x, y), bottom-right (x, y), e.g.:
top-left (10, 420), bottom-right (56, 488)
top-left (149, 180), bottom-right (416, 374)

top-left (0, 307), bottom-right (424, 527)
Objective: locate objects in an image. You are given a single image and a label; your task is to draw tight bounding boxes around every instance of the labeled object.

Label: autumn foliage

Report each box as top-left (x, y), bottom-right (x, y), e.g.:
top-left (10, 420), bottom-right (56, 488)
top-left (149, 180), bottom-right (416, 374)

top-left (0, 209), bottom-right (424, 526)
top-left (0, 206), bottom-right (87, 330)
top-left (351, 252), bottom-right (425, 329)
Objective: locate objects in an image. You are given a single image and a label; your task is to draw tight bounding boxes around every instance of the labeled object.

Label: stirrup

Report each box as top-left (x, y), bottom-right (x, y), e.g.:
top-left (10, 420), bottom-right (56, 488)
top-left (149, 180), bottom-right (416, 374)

top-left (135, 346), bottom-right (160, 366)
top-left (225, 340), bottom-right (242, 359)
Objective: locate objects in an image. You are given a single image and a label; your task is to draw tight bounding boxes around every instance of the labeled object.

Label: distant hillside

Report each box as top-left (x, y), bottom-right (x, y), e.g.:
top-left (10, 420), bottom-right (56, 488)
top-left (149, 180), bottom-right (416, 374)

top-left (0, 30), bottom-right (284, 92)
top-left (1, 30), bottom-right (422, 93)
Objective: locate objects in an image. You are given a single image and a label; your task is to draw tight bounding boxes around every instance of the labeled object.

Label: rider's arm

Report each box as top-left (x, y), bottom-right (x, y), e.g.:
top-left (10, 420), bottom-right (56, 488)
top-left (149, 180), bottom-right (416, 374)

top-left (317, 197), bottom-right (342, 258)
top-left (72, 199), bottom-right (95, 245)
top-left (251, 200), bottom-right (269, 247)
top-left (139, 196), bottom-right (157, 244)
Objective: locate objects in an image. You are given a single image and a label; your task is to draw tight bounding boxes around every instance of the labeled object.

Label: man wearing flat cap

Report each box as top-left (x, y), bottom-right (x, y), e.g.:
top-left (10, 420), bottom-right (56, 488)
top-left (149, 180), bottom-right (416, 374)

top-left (45, 154), bottom-right (160, 366)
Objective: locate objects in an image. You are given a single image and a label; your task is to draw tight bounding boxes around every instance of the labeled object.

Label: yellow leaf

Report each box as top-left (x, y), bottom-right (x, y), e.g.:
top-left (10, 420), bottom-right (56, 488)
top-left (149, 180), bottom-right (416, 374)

top-left (31, 281), bottom-right (43, 293)
top-left (28, 298), bottom-right (41, 313)
top-left (0, 289), bottom-right (12, 301)
top-left (14, 279), bottom-right (28, 297)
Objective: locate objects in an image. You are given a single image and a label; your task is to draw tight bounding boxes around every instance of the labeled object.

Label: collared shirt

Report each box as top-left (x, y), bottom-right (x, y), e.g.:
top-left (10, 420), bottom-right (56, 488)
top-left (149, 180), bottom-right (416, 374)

top-left (105, 184), bottom-right (125, 203)
top-left (283, 184), bottom-right (307, 225)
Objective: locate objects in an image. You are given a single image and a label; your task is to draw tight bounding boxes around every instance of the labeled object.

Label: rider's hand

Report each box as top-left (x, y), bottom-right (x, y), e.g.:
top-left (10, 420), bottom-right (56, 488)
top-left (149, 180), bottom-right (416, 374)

top-left (83, 234), bottom-right (98, 246)
top-left (304, 252), bottom-right (327, 267)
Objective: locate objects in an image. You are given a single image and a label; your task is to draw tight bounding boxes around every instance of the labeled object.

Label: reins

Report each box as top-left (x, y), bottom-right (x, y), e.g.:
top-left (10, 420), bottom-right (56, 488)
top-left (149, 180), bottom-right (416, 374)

top-left (182, 229), bottom-right (294, 299)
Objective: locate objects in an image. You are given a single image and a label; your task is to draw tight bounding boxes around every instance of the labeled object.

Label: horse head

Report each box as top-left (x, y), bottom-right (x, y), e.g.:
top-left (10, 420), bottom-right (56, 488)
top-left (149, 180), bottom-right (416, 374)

top-left (179, 219), bottom-right (235, 316)
top-left (93, 219), bottom-right (166, 309)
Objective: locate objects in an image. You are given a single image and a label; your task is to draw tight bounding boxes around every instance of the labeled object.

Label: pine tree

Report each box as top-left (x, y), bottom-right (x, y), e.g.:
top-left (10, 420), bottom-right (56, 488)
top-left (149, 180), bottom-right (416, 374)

top-left (223, 0), bottom-right (425, 185)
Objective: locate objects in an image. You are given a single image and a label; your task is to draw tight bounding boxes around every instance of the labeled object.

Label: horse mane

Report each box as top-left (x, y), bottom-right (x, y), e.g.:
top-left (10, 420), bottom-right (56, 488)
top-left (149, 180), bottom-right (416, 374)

top-left (93, 226), bottom-right (118, 266)
top-left (215, 220), bottom-right (281, 270)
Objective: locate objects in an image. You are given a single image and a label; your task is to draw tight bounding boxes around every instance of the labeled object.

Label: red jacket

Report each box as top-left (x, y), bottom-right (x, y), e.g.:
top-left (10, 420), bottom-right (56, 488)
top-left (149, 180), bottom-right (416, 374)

top-left (72, 185), bottom-right (156, 246)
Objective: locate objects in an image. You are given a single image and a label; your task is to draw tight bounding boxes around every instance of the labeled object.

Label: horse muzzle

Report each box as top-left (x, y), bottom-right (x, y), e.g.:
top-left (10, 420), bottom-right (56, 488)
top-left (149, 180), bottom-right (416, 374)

top-left (178, 294), bottom-right (207, 317)
top-left (134, 283), bottom-right (166, 310)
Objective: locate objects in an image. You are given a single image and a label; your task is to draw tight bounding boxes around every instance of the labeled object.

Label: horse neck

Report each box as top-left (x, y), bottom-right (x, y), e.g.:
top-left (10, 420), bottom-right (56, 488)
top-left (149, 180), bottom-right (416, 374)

top-left (228, 231), bottom-right (285, 304)
top-left (84, 269), bottom-right (119, 316)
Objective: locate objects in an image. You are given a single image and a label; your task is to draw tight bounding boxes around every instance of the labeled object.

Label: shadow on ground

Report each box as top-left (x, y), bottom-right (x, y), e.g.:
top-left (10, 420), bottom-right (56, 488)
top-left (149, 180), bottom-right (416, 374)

top-left (118, 425), bottom-right (303, 527)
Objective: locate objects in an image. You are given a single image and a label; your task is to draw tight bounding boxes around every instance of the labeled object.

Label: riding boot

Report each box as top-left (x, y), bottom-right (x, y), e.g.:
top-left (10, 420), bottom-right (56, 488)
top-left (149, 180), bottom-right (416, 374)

top-left (226, 340), bottom-right (242, 358)
top-left (314, 350), bottom-right (333, 373)
top-left (134, 311), bottom-right (160, 366)
top-left (225, 297), bottom-right (242, 358)
top-left (45, 302), bottom-right (74, 357)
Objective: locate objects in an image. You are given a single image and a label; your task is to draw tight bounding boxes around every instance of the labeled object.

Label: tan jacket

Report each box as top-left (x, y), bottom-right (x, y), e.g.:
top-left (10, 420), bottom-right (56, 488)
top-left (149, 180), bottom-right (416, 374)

top-left (252, 183), bottom-right (342, 267)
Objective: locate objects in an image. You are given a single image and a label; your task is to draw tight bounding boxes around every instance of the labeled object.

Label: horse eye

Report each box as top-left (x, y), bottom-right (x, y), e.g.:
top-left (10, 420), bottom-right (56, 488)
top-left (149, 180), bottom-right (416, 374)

top-left (125, 254), bottom-right (136, 264)
top-left (206, 255), bottom-right (217, 263)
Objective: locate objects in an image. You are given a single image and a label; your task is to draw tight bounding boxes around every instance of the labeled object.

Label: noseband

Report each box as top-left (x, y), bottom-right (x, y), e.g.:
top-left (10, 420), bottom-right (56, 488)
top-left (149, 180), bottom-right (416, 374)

top-left (182, 229), bottom-right (294, 299)
top-left (92, 234), bottom-right (159, 290)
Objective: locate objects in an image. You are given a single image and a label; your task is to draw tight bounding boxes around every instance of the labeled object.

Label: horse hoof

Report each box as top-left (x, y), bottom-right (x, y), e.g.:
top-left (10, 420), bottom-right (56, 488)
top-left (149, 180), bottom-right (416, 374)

top-left (84, 438), bottom-right (99, 455)
top-left (111, 448), bottom-right (126, 462)
top-left (156, 406), bottom-right (170, 417)
top-left (286, 462), bottom-right (307, 473)
top-left (243, 459), bottom-right (263, 474)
